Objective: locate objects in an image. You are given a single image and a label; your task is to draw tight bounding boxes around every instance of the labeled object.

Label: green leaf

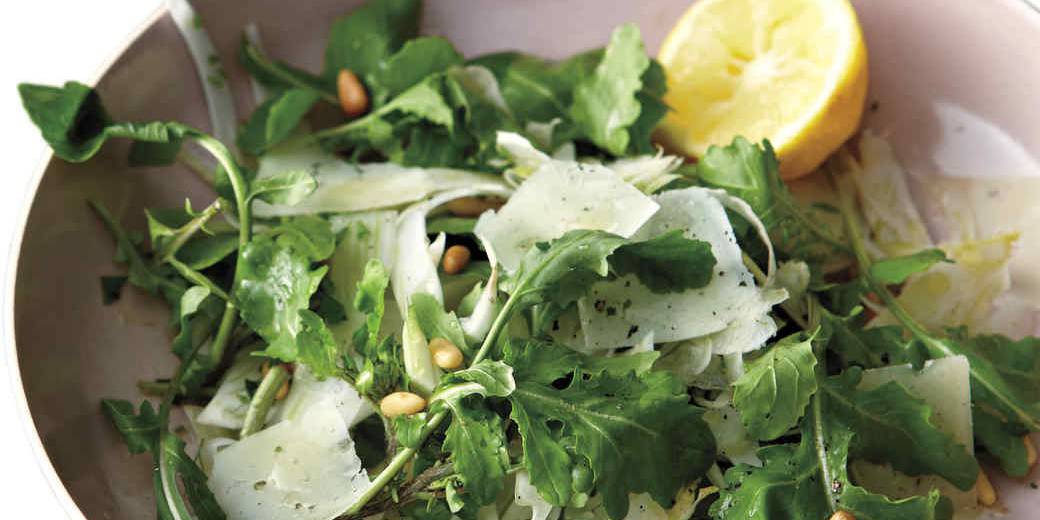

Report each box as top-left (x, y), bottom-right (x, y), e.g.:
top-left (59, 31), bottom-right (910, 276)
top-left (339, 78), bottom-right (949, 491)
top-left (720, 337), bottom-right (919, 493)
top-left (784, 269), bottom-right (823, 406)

top-left (354, 259), bottom-right (390, 355)
top-left (239, 37), bottom-right (334, 97)
top-left (821, 368), bottom-right (979, 490)
top-left (100, 275), bottom-right (128, 305)
top-left (822, 310), bottom-right (928, 369)
top-left (409, 293), bottom-right (469, 355)
top-left (695, 136), bottom-right (777, 216)
top-left (504, 229), bottom-right (626, 310)
top-left (733, 331), bottom-right (818, 441)
top-left (373, 37), bottom-right (463, 101)
top-left (504, 338), bottom-right (657, 385)
top-left (237, 88), bottom-right (320, 156)
top-left (324, 0), bottom-right (422, 80)
top-left (294, 309), bottom-right (340, 378)
top-left (269, 215), bottom-right (336, 262)
top-left (159, 433), bottom-right (227, 520)
top-left (608, 230), bottom-right (716, 293)
top-left (19, 82), bottom-right (186, 162)
top-left (973, 407), bottom-right (1030, 477)
top-left (869, 249), bottom-right (949, 285)
top-left (426, 216), bottom-right (476, 236)
top-left (438, 360), bottom-right (516, 401)
top-left (569, 24), bottom-right (650, 156)
top-left (176, 232), bottom-right (239, 270)
top-left (442, 398), bottom-right (510, 506)
top-left (249, 169), bottom-right (317, 206)
top-left (101, 399), bottom-right (160, 455)
top-left (506, 341), bottom-right (715, 519)
top-left (713, 422), bottom-right (953, 520)
top-left (394, 413), bottom-right (428, 449)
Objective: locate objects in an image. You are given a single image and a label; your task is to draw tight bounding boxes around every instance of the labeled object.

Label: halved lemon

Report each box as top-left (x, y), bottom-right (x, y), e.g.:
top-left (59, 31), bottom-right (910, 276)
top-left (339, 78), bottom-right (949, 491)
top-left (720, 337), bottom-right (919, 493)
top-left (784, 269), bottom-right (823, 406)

top-left (656, 0), bottom-right (868, 179)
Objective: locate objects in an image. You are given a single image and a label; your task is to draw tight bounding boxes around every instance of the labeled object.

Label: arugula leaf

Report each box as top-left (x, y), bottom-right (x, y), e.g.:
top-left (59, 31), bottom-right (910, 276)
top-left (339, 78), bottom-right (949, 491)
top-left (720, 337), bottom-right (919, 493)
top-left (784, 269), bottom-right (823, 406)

top-left (351, 259), bottom-right (406, 398)
top-left (170, 286), bottom-right (221, 392)
top-left (176, 232), bottom-right (239, 270)
top-left (159, 433), bottom-right (227, 520)
top-left (394, 413), bottom-right (428, 450)
top-left (505, 341), bottom-right (714, 519)
top-left (609, 230), bottom-right (716, 293)
top-left (270, 215), bottom-right (337, 261)
top-left (569, 24), bottom-right (650, 156)
top-left (973, 407), bottom-right (1030, 477)
top-left (101, 399), bottom-right (160, 455)
top-left (294, 309), bottom-right (340, 378)
top-left (237, 88), bottom-right (320, 155)
top-left (239, 37), bottom-right (334, 97)
top-left (732, 331), bottom-right (818, 441)
top-left (438, 360), bottom-right (516, 402)
top-left (248, 169), bottom-right (317, 206)
top-left (713, 422), bottom-right (953, 520)
top-left (504, 338), bottom-right (657, 385)
top-left (410, 293), bottom-right (470, 355)
top-left (821, 368), bottom-right (979, 490)
top-left (504, 230), bottom-right (626, 310)
top-left (324, 0), bottom-right (422, 82)
top-left (372, 37), bottom-right (463, 102)
top-left (354, 259), bottom-right (390, 355)
top-left (868, 249), bottom-right (949, 285)
top-left (441, 398), bottom-right (510, 507)
top-left (822, 310), bottom-right (928, 369)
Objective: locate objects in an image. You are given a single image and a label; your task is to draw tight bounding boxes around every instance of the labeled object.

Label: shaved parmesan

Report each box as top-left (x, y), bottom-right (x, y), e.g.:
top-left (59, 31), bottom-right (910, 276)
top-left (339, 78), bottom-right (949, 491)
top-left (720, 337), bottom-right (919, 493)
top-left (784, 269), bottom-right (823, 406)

top-left (273, 366), bottom-right (374, 428)
top-left (209, 396), bottom-right (371, 520)
top-left (476, 138), bottom-right (659, 271)
top-left (578, 188), bottom-right (778, 351)
top-left (851, 356), bottom-right (976, 515)
top-left (253, 142), bottom-right (509, 217)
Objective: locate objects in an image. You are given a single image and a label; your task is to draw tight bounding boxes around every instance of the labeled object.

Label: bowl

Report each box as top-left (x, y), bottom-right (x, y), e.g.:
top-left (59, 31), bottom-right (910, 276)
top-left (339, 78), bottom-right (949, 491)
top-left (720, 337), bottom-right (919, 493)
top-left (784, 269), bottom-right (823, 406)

top-left (8, 0), bottom-right (1040, 518)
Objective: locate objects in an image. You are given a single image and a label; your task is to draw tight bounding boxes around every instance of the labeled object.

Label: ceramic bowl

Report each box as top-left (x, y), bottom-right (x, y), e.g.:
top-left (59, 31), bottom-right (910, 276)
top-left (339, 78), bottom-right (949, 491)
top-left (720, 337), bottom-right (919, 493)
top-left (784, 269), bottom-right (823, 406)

top-left (8, 0), bottom-right (1040, 518)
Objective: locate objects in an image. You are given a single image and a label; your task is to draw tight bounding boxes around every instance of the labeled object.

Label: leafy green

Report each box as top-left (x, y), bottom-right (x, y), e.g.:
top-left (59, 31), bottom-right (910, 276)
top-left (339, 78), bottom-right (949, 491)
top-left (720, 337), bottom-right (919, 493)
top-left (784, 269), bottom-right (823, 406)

top-left (504, 338), bottom-right (657, 385)
top-left (442, 398), bottom-right (510, 507)
top-left (821, 368), bottom-right (979, 490)
top-left (609, 230), bottom-right (716, 293)
top-left (503, 230), bottom-right (626, 310)
top-left (504, 340), bottom-right (714, 519)
top-left (18, 81), bottom-right (186, 162)
top-left (973, 407), bottom-right (1030, 477)
top-left (237, 88), bottom-right (320, 155)
top-left (295, 309), bottom-right (341, 378)
top-left (324, 0), bottom-right (422, 85)
top-left (176, 232), bottom-right (238, 270)
top-left (823, 310), bottom-right (928, 369)
top-left (570, 24), bottom-right (650, 156)
top-left (372, 37), bottom-right (463, 102)
top-left (869, 249), bottom-right (949, 285)
top-left (351, 259), bottom-right (406, 398)
top-left (101, 399), bottom-right (160, 455)
top-left (713, 422), bottom-right (953, 520)
top-left (239, 38), bottom-right (334, 97)
top-left (410, 293), bottom-right (470, 355)
top-left (159, 433), bottom-right (227, 520)
top-left (248, 169), bottom-right (317, 206)
top-left (732, 331), bottom-right (818, 441)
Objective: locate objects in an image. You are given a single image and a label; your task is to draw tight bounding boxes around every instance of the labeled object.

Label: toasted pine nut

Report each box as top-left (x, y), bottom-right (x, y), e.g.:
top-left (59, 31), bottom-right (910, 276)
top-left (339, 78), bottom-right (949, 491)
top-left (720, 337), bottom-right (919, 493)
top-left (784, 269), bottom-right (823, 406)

top-left (829, 511), bottom-right (855, 520)
top-left (337, 69), bottom-right (368, 118)
top-left (977, 470), bottom-right (997, 507)
top-left (442, 245), bottom-right (471, 275)
top-left (1025, 435), bottom-right (1037, 468)
top-left (275, 380), bottom-right (290, 400)
top-left (445, 196), bottom-right (503, 217)
top-left (430, 337), bottom-right (464, 370)
top-left (380, 391), bottom-right (426, 418)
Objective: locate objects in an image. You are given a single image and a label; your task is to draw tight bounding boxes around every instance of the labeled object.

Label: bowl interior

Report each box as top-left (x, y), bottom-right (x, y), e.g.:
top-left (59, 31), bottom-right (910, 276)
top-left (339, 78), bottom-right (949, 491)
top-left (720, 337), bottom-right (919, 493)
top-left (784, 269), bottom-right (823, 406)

top-left (13, 0), bottom-right (1040, 518)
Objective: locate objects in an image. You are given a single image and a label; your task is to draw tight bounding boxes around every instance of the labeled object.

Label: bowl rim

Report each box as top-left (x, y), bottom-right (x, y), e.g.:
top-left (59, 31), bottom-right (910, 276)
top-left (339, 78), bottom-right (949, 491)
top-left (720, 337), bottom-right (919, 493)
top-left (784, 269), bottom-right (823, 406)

top-left (2, 5), bottom-right (167, 519)
top-left (7, 1), bottom-right (1040, 518)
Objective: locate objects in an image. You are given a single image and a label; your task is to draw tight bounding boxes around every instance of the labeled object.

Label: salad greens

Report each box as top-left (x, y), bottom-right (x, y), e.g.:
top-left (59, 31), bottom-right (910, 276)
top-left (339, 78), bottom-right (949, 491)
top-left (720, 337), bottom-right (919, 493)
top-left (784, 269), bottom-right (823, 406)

top-left (18, 0), bottom-right (1040, 519)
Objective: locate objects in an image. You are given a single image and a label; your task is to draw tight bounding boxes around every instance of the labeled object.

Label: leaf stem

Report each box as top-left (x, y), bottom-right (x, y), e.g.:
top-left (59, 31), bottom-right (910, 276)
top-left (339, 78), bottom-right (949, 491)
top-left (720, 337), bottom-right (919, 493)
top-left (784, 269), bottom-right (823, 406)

top-left (88, 200), bottom-right (184, 296)
top-left (240, 364), bottom-right (290, 437)
top-left (471, 296), bottom-right (518, 365)
top-left (167, 257), bottom-right (230, 301)
top-left (158, 199), bottom-right (222, 264)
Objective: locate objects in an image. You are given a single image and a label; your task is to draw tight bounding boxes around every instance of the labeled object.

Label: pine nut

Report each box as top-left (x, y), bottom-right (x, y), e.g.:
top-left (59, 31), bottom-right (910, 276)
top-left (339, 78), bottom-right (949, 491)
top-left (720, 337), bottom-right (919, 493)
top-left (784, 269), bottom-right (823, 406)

top-left (442, 245), bottom-right (471, 275)
top-left (429, 337), bottom-right (464, 370)
top-left (379, 391), bottom-right (426, 418)
top-left (829, 511), bottom-right (856, 520)
top-left (445, 197), bottom-right (503, 217)
top-left (275, 380), bottom-right (290, 400)
top-left (337, 69), bottom-right (368, 118)
top-left (976, 470), bottom-right (997, 507)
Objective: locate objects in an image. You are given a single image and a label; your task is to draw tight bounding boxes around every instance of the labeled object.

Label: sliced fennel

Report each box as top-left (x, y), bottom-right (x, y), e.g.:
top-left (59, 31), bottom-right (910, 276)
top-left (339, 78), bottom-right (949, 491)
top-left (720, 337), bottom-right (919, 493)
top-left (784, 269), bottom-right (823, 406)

top-left (327, 211), bottom-right (397, 349)
top-left (209, 395), bottom-right (371, 520)
top-left (703, 405), bottom-right (761, 467)
top-left (850, 355), bottom-right (977, 514)
top-left (476, 134), bottom-right (659, 271)
top-left (578, 188), bottom-right (780, 351)
top-left (253, 141), bottom-right (510, 217)
top-left (197, 354), bottom-right (282, 431)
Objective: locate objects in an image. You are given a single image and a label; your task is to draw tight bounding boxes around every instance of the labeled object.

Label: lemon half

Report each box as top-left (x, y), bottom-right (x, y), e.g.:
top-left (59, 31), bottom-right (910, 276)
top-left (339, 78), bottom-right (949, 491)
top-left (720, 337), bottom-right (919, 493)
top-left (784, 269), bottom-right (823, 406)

top-left (656, 0), bottom-right (868, 179)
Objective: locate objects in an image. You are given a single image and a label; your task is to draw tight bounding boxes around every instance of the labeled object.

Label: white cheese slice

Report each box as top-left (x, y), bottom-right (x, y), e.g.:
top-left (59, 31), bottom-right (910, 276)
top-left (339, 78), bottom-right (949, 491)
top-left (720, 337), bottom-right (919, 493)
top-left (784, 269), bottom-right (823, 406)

top-left (209, 395), bottom-right (371, 520)
top-left (474, 158), bottom-right (659, 272)
top-left (577, 188), bottom-right (768, 350)
top-left (272, 365), bottom-right (374, 428)
top-left (851, 355), bottom-right (977, 515)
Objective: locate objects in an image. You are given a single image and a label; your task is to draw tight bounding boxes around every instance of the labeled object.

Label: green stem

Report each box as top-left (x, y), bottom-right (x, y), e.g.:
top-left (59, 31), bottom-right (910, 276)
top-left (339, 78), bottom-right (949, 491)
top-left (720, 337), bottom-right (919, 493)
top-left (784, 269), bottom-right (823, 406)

top-left (167, 258), bottom-right (230, 301)
top-left (88, 200), bottom-right (184, 297)
top-left (240, 365), bottom-right (290, 437)
top-left (471, 296), bottom-right (518, 365)
top-left (241, 41), bottom-right (338, 105)
top-left (158, 199), bottom-right (222, 264)
top-left (805, 298), bottom-right (838, 513)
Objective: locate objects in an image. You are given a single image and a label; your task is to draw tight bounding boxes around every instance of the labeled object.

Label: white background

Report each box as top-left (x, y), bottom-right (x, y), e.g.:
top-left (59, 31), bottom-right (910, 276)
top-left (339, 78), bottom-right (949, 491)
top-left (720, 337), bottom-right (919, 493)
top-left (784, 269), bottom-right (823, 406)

top-left (1, 1), bottom-right (162, 517)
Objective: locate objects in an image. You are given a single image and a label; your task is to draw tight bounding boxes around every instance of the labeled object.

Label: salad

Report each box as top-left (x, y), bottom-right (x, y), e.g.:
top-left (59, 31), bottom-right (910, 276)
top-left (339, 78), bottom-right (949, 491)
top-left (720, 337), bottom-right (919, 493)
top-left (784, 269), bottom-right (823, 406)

top-left (16, 0), bottom-right (1040, 519)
